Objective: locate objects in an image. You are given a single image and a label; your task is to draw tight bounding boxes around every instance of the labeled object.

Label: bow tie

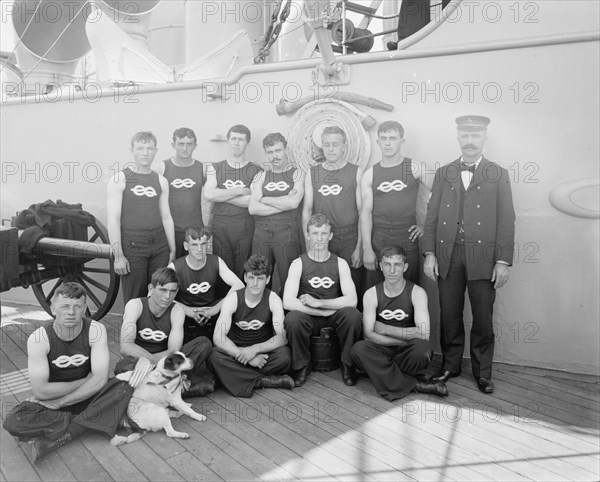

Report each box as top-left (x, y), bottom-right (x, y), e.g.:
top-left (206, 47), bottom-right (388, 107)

top-left (460, 163), bottom-right (476, 174)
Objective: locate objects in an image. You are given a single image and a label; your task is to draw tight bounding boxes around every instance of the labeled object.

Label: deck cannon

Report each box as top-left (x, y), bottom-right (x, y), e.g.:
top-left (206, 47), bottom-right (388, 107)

top-left (1, 210), bottom-right (119, 320)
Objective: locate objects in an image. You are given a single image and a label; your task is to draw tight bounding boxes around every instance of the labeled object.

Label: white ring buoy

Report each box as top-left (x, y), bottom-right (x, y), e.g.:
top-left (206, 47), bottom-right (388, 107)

top-left (549, 178), bottom-right (600, 218)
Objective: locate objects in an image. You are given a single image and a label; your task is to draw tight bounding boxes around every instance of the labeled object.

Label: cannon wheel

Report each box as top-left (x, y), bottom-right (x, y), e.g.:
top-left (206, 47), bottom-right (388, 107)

top-left (32, 220), bottom-right (120, 320)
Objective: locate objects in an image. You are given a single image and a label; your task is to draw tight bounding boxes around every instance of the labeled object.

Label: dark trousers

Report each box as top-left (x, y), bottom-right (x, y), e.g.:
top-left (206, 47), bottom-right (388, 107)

top-left (284, 307), bottom-right (363, 370)
top-left (174, 228), bottom-right (186, 260)
top-left (438, 245), bottom-right (496, 379)
top-left (397, 0), bottom-right (451, 40)
top-left (364, 221), bottom-right (420, 291)
top-left (207, 346), bottom-right (292, 397)
top-left (351, 339), bottom-right (433, 401)
top-left (114, 337), bottom-right (214, 387)
top-left (212, 214), bottom-right (254, 281)
top-left (3, 378), bottom-right (133, 441)
top-left (183, 313), bottom-right (220, 345)
top-left (121, 226), bottom-right (170, 304)
top-left (252, 219), bottom-right (302, 295)
top-left (330, 223), bottom-right (365, 308)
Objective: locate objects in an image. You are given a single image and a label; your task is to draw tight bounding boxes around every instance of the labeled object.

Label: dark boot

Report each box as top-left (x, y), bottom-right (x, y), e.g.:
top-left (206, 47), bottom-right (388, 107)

top-left (413, 379), bottom-right (449, 397)
top-left (183, 381), bottom-right (215, 398)
top-left (341, 363), bottom-right (357, 386)
top-left (293, 364), bottom-right (312, 387)
top-left (255, 375), bottom-right (295, 390)
top-left (20, 432), bottom-right (73, 463)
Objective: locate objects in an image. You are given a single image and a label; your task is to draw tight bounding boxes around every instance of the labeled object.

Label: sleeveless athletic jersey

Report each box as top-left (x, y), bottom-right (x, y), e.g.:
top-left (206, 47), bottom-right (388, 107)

top-left (212, 160), bottom-right (262, 217)
top-left (372, 158), bottom-right (418, 224)
top-left (311, 163), bottom-right (359, 227)
top-left (298, 253), bottom-right (342, 300)
top-left (121, 167), bottom-right (163, 229)
top-left (173, 254), bottom-right (219, 307)
top-left (134, 298), bottom-right (174, 354)
top-left (375, 281), bottom-right (415, 328)
top-left (258, 168), bottom-right (299, 222)
top-left (228, 288), bottom-right (274, 348)
top-left (45, 318), bottom-right (92, 382)
top-left (162, 159), bottom-right (204, 229)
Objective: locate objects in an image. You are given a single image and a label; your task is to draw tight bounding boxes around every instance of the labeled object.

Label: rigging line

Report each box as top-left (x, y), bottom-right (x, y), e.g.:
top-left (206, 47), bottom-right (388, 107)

top-left (0, 0), bottom-right (45, 73)
top-left (16, 1), bottom-right (89, 89)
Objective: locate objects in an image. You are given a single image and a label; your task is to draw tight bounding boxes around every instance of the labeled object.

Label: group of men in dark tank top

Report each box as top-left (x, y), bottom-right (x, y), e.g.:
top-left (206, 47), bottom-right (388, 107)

top-left (3, 116), bottom-right (515, 462)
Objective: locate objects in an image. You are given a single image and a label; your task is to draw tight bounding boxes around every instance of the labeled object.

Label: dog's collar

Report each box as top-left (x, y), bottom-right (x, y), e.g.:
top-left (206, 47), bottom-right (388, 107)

top-left (148, 370), bottom-right (187, 394)
top-left (150, 370), bottom-right (178, 385)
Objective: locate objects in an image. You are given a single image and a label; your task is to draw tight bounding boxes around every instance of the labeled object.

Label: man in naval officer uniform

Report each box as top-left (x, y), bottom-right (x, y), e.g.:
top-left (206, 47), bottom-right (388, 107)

top-left (423, 115), bottom-right (515, 394)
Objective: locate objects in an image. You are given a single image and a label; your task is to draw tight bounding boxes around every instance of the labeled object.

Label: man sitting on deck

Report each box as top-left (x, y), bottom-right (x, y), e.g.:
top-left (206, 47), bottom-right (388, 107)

top-left (208, 254), bottom-right (295, 397)
top-left (115, 267), bottom-right (214, 397)
top-left (351, 245), bottom-right (448, 400)
top-left (168, 226), bottom-right (244, 345)
top-left (3, 283), bottom-right (134, 463)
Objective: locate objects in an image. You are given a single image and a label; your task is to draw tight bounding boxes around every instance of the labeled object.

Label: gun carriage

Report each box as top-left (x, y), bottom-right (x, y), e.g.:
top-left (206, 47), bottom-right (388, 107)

top-left (1, 209), bottom-right (119, 320)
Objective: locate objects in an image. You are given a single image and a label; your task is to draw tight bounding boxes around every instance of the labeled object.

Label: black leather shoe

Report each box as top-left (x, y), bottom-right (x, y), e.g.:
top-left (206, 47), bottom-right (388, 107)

top-left (341, 363), bottom-right (357, 386)
top-left (294, 364), bottom-right (311, 387)
top-left (413, 379), bottom-right (449, 397)
top-left (20, 433), bottom-right (73, 463)
top-left (183, 381), bottom-right (215, 398)
top-left (386, 41), bottom-right (398, 50)
top-left (434, 370), bottom-right (461, 383)
top-left (477, 377), bottom-right (494, 394)
top-left (255, 375), bottom-right (295, 390)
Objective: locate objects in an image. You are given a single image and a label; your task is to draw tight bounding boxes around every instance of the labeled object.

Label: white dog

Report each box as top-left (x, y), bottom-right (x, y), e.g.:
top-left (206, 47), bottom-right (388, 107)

top-left (111, 352), bottom-right (206, 445)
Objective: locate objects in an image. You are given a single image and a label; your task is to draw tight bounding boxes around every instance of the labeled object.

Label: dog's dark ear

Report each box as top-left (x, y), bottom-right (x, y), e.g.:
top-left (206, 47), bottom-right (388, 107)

top-left (164, 352), bottom-right (185, 371)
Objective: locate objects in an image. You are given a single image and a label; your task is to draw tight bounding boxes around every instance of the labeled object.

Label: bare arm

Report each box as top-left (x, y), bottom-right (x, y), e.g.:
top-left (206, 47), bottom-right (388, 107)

top-left (302, 257), bottom-right (357, 310)
top-left (203, 163), bottom-right (251, 203)
top-left (362, 288), bottom-right (402, 346)
top-left (282, 258), bottom-right (335, 316)
top-left (212, 291), bottom-right (241, 356)
top-left (28, 328), bottom-right (88, 400)
top-left (375, 285), bottom-right (430, 341)
top-left (106, 172), bottom-right (129, 275)
top-left (351, 167), bottom-right (364, 268)
top-left (301, 173), bottom-right (314, 238)
top-left (360, 168), bottom-right (377, 270)
top-left (30, 323), bottom-right (110, 408)
top-left (158, 175), bottom-right (176, 262)
top-left (261, 170), bottom-right (305, 211)
top-left (120, 299), bottom-right (167, 364)
top-left (248, 171), bottom-right (279, 216)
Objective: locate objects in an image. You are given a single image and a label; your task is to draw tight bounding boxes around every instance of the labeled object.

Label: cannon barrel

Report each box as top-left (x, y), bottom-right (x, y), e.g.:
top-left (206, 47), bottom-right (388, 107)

top-left (34, 237), bottom-right (114, 260)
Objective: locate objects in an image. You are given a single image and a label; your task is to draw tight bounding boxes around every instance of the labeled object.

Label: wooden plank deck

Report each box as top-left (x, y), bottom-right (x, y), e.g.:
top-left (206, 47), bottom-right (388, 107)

top-left (1, 301), bottom-right (599, 482)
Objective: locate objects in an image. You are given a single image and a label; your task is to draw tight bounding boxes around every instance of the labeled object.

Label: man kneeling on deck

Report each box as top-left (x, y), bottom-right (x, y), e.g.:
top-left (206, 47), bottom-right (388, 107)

top-left (115, 267), bottom-right (214, 397)
top-left (351, 246), bottom-right (449, 400)
top-left (3, 283), bottom-right (134, 463)
top-left (208, 254), bottom-right (295, 397)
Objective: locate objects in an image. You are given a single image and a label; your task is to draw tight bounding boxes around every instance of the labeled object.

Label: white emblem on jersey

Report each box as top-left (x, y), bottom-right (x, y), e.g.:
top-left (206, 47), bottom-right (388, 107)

top-left (379, 309), bottom-right (409, 321)
top-left (223, 179), bottom-right (245, 189)
top-left (265, 181), bottom-right (290, 192)
top-left (52, 354), bottom-right (89, 368)
top-left (171, 178), bottom-right (196, 189)
top-left (187, 282), bottom-right (211, 294)
top-left (235, 319), bottom-right (265, 331)
top-left (318, 184), bottom-right (342, 196)
top-left (138, 328), bottom-right (168, 342)
top-left (130, 185), bottom-right (158, 197)
top-left (376, 180), bottom-right (407, 193)
top-left (308, 276), bottom-right (335, 289)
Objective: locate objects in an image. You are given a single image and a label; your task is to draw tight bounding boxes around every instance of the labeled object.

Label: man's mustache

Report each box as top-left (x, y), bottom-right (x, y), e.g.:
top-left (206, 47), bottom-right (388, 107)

top-left (462, 144), bottom-right (478, 150)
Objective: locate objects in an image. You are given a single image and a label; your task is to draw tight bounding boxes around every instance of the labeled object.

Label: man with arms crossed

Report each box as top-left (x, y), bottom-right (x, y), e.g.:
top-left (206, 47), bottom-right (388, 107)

top-left (209, 255), bottom-right (295, 397)
top-left (424, 115), bottom-right (515, 394)
top-left (204, 124), bottom-right (262, 280)
top-left (284, 213), bottom-right (362, 387)
top-left (107, 131), bottom-right (176, 303)
top-left (4, 283), bottom-right (133, 462)
top-left (351, 246), bottom-right (448, 401)
top-left (249, 132), bottom-right (304, 294)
